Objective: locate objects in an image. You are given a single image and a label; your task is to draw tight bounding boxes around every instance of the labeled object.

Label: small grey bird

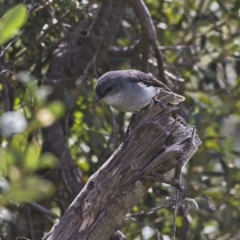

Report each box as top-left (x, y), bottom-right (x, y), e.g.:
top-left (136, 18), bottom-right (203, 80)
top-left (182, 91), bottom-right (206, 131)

top-left (95, 69), bottom-right (185, 112)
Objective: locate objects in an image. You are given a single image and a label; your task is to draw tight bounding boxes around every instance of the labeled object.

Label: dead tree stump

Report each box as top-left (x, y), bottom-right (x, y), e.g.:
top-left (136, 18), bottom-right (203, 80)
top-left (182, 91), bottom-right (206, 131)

top-left (44, 95), bottom-right (202, 240)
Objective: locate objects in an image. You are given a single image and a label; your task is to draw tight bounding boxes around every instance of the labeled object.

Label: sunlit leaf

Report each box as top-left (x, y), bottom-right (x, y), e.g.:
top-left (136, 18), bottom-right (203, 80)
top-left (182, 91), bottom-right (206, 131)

top-left (47, 100), bottom-right (66, 118)
top-left (4, 177), bottom-right (55, 203)
top-left (24, 144), bottom-right (40, 171)
top-left (38, 152), bottom-right (58, 169)
top-left (0, 4), bottom-right (28, 45)
top-left (176, 215), bottom-right (183, 227)
top-left (205, 140), bottom-right (221, 151)
top-left (77, 157), bottom-right (90, 171)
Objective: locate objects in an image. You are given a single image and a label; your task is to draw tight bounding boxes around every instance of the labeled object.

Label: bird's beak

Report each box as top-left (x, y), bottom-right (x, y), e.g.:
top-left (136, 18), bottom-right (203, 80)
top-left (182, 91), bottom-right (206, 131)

top-left (94, 96), bottom-right (101, 103)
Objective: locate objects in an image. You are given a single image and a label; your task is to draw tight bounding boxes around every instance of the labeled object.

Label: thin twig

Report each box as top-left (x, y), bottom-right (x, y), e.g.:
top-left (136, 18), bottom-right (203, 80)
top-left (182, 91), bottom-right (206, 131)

top-left (27, 205), bottom-right (34, 240)
top-left (159, 45), bottom-right (195, 50)
top-left (108, 39), bottom-right (142, 57)
top-left (28, 201), bottom-right (59, 219)
top-left (126, 198), bottom-right (171, 217)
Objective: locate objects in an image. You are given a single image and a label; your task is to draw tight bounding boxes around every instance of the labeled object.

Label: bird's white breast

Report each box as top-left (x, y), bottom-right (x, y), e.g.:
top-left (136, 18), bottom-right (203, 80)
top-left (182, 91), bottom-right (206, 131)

top-left (102, 82), bottom-right (158, 112)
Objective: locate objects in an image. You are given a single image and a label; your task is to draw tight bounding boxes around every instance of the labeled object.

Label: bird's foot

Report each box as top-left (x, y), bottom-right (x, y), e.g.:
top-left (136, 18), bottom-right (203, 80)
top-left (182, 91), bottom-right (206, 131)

top-left (152, 98), bottom-right (167, 109)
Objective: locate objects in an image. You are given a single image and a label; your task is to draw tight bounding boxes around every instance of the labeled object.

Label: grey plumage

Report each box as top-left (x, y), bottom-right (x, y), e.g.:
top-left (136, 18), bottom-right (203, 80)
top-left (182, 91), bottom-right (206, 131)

top-left (95, 69), bottom-right (185, 112)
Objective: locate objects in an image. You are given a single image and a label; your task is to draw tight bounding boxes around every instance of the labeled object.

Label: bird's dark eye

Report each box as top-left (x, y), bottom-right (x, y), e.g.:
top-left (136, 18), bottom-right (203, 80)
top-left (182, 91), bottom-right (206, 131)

top-left (107, 86), bottom-right (112, 92)
top-left (103, 86), bottom-right (112, 96)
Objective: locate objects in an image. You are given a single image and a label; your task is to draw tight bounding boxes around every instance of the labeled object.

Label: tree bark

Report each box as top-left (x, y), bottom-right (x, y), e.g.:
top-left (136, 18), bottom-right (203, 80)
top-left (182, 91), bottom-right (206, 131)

top-left (43, 95), bottom-right (202, 240)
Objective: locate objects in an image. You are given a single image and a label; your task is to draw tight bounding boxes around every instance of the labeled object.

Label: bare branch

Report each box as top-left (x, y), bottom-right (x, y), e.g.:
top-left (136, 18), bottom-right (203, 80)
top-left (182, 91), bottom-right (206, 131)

top-left (159, 45), bottom-right (195, 51)
top-left (28, 201), bottom-right (59, 219)
top-left (0, 69), bottom-right (18, 111)
top-left (108, 39), bottom-right (142, 57)
top-left (128, 0), bottom-right (166, 83)
top-left (125, 198), bottom-right (171, 217)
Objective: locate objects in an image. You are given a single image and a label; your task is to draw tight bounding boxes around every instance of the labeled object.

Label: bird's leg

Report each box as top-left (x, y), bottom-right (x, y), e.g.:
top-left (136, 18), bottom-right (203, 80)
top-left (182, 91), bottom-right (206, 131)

top-left (152, 97), bottom-right (167, 109)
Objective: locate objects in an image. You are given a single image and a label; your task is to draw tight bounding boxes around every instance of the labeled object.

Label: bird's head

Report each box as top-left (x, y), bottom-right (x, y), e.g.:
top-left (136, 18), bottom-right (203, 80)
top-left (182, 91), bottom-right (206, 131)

top-left (94, 72), bottom-right (121, 103)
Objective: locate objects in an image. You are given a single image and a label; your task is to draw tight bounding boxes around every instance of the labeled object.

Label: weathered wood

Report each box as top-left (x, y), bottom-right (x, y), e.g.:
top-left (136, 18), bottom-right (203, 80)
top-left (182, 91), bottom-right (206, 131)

top-left (43, 95), bottom-right (201, 240)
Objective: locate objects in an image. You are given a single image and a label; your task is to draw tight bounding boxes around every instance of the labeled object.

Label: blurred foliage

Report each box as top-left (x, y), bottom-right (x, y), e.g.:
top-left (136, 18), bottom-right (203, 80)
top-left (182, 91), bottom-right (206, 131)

top-left (0, 0), bottom-right (240, 239)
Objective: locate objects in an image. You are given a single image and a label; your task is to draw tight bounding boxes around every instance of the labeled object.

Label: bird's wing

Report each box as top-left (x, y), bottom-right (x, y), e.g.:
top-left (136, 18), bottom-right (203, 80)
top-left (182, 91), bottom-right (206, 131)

top-left (143, 76), bottom-right (172, 92)
top-left (128, 71), bottom-right (172, 93)
top-left (127, 70), bottom-right (185, 104)
top-left (129, 71), bottom-right (172, 93)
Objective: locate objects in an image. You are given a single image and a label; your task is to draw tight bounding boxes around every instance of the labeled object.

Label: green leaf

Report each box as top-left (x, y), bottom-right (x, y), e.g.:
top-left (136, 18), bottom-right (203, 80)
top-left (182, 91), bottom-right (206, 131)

top-left (208, 33), bottom-right (220, 45)
top-left (222, 137), bottom-right (233, 156)
top-left (38, 153), bottom-right (58, 169)
top-left (77, 157), bottom-right (90, 171)
top-left (0, 150), bottom-right (7, 178)
top-left (205, 139), bottom-right (221, 151)
top-left (176, 215), bottom-right (183, 227)
top-left (3, 177), bottom-right (55, 203)
top-left (186, 92), bottom-right (219, 108)
top-left (0, 4), bottom-right (28, 45)
top-left (24, 144), bottom-right (40, 171)
top-left (20, 144), bottom-right (57, 171)
top-left (47, 100), bottom-right (66, 119)
top-left (51, 207), bottom-right (61, 217)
